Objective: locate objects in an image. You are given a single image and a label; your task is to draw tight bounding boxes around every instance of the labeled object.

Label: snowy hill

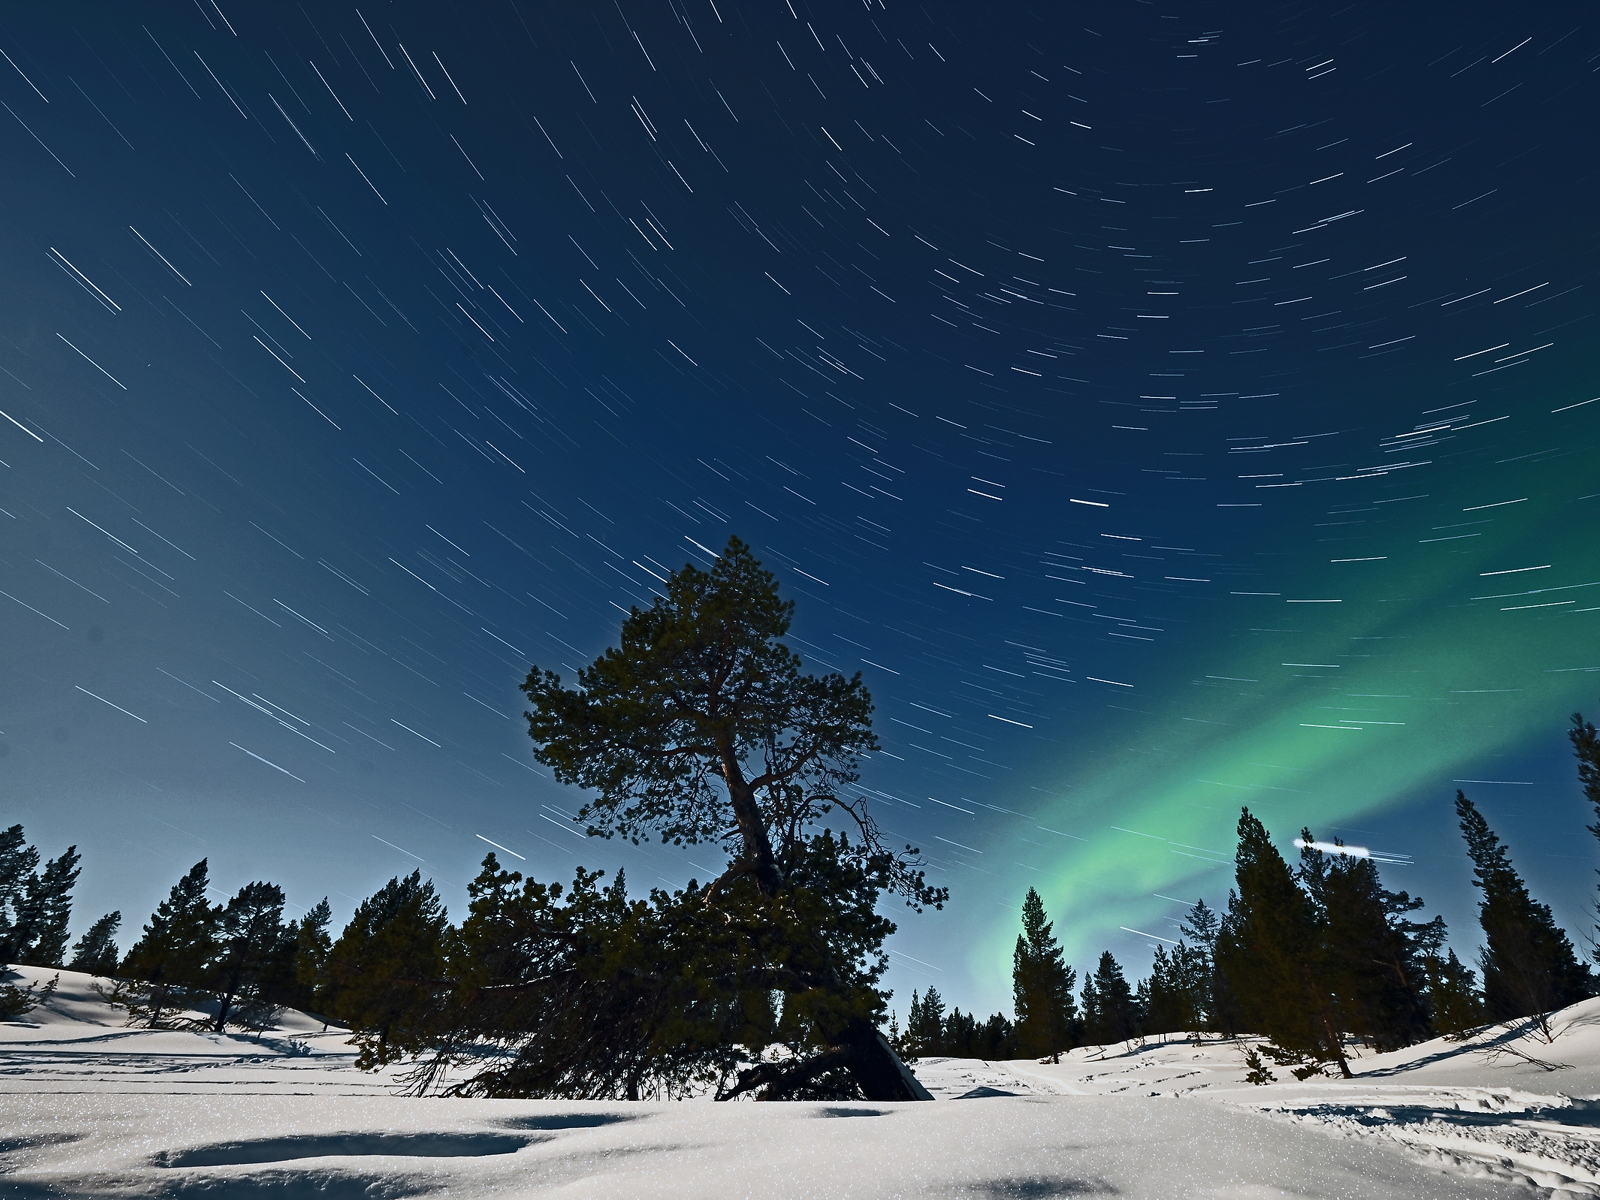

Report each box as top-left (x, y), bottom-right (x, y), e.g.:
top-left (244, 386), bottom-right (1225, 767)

top-left (6, 964), bottom-right (1600, 1197)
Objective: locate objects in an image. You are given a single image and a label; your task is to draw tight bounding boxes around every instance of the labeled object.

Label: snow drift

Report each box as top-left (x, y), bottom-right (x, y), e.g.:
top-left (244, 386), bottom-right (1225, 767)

top-left (8, 964), bottom-right (1600, 1197)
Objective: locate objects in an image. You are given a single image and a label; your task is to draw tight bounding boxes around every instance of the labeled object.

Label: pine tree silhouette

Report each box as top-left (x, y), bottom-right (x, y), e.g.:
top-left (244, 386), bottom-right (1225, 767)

top-left (1012, 887), bottom-right (1077, 1060)
top-left (1454, 791), bottom-right (1593, 1035)
top-left (68, 912), bottom-right (122, 977)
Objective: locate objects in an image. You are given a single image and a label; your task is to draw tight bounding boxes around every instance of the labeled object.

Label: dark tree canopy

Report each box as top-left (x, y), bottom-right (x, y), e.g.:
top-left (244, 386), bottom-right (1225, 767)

top-left (521, 536), bottom-right (937, 910)
top-left (1454, 791), bottom-right (1593, 1029)
top-left (67, 911), bottom-right (122, 977)
top-left (499, 538), bottom-right (942, 1100)
top-left (1012, 887), bottom-right (1077, 1061)
top-left (0, 828), bottom-right (80, 969)
top-left (1297, 832), bottom-right (1438, 1052)
top-left (1216, 809), bottom-right (1351, 1078)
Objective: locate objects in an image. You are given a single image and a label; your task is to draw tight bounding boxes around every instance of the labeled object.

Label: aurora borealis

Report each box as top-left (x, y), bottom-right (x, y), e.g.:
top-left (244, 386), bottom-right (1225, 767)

top-left (1, 1), bottom-right (1596, 1016)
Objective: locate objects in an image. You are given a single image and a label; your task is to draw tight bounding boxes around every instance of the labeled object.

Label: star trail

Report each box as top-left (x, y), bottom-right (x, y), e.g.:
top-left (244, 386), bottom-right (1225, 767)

top-left (1, 1), bottom-right (1596, 1014)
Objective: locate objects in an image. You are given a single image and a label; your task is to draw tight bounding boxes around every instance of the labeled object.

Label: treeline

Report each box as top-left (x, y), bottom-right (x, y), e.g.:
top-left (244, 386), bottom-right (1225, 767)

top-left (0, 837), bottom-right (334, 1034)
top-left (5, 655), bottom-right (1597, 1095)
top-left (979, 708), bottom-right (1600, 1079)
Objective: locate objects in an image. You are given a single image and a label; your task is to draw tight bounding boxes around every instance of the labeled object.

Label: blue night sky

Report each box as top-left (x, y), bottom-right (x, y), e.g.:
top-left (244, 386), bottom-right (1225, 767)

top-left (1, 0), bottom-right (1596, 1018)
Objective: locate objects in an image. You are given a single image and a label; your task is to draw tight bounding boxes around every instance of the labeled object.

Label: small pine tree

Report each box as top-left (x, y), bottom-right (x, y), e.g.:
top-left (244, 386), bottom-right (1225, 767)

top-left (978, 1012), bottom-right (1018, 1059)
top-left (1144, 942), bottom-right (1213, 1037)
top-left (1011, 887), bottom-right (1077, 1061)
top-left (1454, 791), bottom-right (1593, 1034)
top-left (0, 825), bottom-right (39, 960)
top-left (120, 860), bottom-right (221, 1026)
top-left (907, 985), bottom-right (946, 1058)
top-left (293, 898), bottom-right (334, 1020)
top-left (1180, 899), bottom-right (1220, 950)
top-left (208, 882), bottom-right (290, 1033)
top-left (326, 871), bottom-right (449, 1069)
top-left (1423, 949), bottom-right (1484, 1038)
top-left (943, 1006), bottom-right (978, 1056)
top-left (1083, 952), bottom-right (1137, 1046)
top-left (68, 912), bottom-right (122, 977)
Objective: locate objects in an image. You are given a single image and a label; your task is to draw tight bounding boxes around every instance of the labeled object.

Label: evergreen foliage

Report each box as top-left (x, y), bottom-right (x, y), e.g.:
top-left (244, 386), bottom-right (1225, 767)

top-left (208, 882), bottom-right (293, 1034)
top-left (1423, 949), bottom-right (1485, 1038)
top-left (1215, 809), bottom-right (1351, 1077)
top-left (1454, 791), bottom-right (1594, 1032)
top-left (1141, 941), bottom-right (1212, 1037)
top-left (0, 825), bottom-right (39, 961)
top-left (0, 828), bottom-right (81, 968)
top-left (0, 970), bottom-right (57, 1020)
top-left (292, 898), bottom-right (334, 1018)
top-left (1298, 833), bottom-right (1439, 1052)
top-left (905, 986), bottom-right (946, 1059)
top-left (1081, 951), bottom-right (1138, 1046)
top-left (67, 912), bottom-right (122, 977)
top-left (1573, 707), bottom-right (1600, 954)
top-left (900, 985), bottom-right (1014, 1061)
top-left (118, 860), bottom-right (221, 1026)
top-left (325, 871), bottom-right (449, 1069)
top-left (1012, 887), bottom-right (1077, 1060)
top-left (503, 538), bottom-right (941, 1101)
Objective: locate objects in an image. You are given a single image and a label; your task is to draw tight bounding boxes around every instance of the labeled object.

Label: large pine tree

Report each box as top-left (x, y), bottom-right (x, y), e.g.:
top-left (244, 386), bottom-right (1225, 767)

top-left (1214, 809), bottom-right (1350, 1076)
top-left (1454, 791), bottom-right (1593, 1031)
top-left (1011, 887), bottom-right (1077, 1061)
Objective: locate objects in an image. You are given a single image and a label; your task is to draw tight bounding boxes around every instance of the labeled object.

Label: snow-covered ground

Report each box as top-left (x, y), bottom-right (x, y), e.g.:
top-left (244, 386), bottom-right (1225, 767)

top-left (7, 965), bottom-right (1600, 1198)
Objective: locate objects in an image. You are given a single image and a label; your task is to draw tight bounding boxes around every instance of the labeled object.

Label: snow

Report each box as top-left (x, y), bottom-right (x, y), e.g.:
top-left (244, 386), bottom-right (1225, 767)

top-left (7, 965), bottom-right (1600, 1197)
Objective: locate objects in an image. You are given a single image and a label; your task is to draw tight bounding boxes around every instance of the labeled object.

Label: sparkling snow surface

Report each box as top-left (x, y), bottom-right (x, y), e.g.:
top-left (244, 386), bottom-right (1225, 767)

top-left (8, 967), bottom-right (1600, 1198)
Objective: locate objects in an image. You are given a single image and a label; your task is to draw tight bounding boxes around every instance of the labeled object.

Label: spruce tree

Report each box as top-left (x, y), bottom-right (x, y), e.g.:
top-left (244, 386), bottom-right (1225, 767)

top-left (1083, 952), bottom-right (1137, 1046)
top-left (120, 860), bottom-right (221, 1026)
top-left (1011, 887), bottom-right (1077, 1061)
top-left (907, 985), bottom-right (946, 1057)
top-left (68, 912), bottom-right (122, 977)
top-left (1214, 809), bottom-right (1350, 1077)
top-left (1454, 791), bottom-right (1593, 1033)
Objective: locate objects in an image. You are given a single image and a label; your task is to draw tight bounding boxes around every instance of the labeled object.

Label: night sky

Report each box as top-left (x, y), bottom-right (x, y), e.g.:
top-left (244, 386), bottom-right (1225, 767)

top-left (3, 1), bottom-right (1597, 1018)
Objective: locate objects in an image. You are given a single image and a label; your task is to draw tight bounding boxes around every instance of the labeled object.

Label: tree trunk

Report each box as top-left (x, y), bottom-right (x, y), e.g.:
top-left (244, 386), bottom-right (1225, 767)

top-left (837, 1019), bottom-right (934, 1101)
top-left (715, 738), bottom-right (781, 895)
top-left (1319, 1013), bottom-right (1353, 1078)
